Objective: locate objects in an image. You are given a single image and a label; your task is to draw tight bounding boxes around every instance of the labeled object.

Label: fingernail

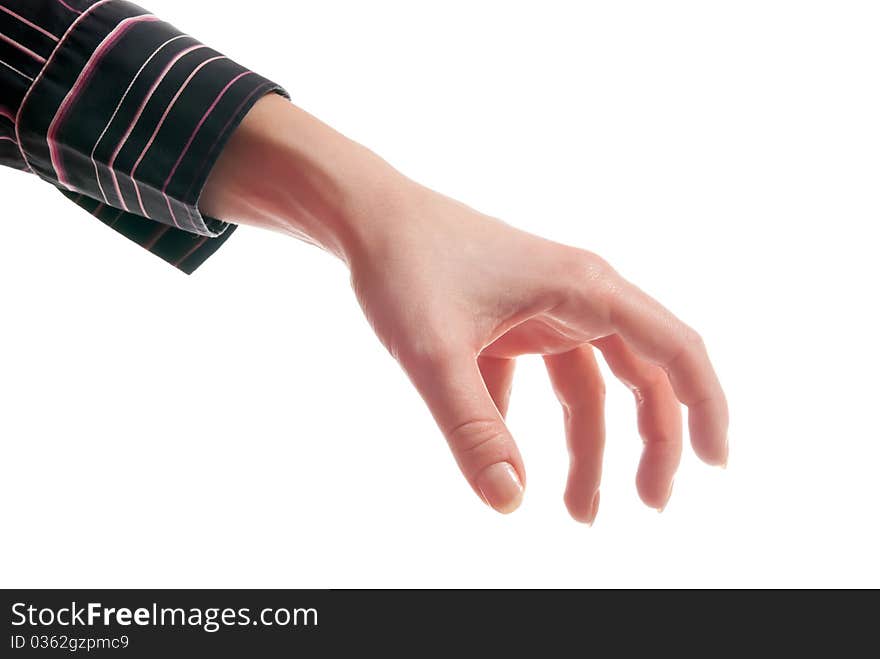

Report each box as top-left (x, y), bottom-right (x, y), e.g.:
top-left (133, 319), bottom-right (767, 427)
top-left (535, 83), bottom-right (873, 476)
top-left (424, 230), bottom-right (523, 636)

top-left (587, 490), bottom-right (601, 526)
top-left (721, 437), bottom-right (730, 469)
top-left (658, 481), bottom-right (674, 513)
top-left (477, 463), bottom-right (523, 514)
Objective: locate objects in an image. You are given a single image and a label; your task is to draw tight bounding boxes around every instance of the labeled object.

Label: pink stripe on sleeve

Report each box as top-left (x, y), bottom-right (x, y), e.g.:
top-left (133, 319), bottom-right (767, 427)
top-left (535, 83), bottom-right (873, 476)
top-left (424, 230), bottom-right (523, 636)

top-left (57, 1), bottom-right (82, 14)
top-left (90, 34), bottom-right (188, 204)
top-left (0, 30), bottom-right (47, 64)
top-left (0, 56), bottom-right (33, 81)
top-left (15, 0), bottom-right (117, 173)
top-left (160, 71), bottom-right (253, 232)
top-left (181, 80), bottom-right (275, 202)
top-left (129, 55), bottom-right (227, 221)
top-left (46, 14), bottom-right (159, 189)
top-left (162, 71), bottom-right (252, 192)
top-left (173, 235), bottom-right (209, 268)
top-left (0, 5), bottom-right (60, 41)
top-left (106, 44), bottom-right (208, 210)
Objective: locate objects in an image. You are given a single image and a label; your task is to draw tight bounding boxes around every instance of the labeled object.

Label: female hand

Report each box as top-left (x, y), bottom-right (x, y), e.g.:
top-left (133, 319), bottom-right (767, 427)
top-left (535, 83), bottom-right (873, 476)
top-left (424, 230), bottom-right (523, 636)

top-left (347, 186), bottom-right (728, 522)
top-left (202, 94), bottom-right (729, 523)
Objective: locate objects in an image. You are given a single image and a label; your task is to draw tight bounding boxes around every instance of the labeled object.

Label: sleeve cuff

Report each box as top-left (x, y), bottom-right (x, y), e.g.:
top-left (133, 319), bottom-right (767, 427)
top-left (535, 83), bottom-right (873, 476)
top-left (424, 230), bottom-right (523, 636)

top-left (57, 187), bottom-right (239, 275)
top-left (16, 0), bottom-right (288, 273)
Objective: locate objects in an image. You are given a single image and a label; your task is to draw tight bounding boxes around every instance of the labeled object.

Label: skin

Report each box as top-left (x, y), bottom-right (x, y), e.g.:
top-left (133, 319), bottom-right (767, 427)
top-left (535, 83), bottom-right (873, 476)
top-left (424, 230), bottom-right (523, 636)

top-left (201, 94), bottom-right (729, 524)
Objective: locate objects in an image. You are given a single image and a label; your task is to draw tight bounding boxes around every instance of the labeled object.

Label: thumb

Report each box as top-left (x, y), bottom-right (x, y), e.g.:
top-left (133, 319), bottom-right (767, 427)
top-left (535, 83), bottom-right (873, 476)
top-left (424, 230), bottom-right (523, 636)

top-left (404, 348), bottom-right (525, 514)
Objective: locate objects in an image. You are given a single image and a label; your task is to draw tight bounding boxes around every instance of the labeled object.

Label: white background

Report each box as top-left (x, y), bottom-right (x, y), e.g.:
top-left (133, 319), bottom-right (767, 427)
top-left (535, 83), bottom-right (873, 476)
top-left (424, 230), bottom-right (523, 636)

top-left (1, 0), bottom-right (878, 588)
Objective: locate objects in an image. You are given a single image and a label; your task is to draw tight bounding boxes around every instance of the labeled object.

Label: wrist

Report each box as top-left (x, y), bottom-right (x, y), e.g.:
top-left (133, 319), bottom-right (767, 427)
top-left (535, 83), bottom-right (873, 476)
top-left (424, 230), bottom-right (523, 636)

top-left (201, 94), bottom-right (415, 266)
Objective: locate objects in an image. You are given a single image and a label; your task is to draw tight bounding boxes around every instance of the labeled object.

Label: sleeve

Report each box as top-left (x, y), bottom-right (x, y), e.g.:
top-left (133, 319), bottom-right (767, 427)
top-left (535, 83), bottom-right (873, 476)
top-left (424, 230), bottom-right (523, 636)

top-left (5, 0), bottom-right (287, 274)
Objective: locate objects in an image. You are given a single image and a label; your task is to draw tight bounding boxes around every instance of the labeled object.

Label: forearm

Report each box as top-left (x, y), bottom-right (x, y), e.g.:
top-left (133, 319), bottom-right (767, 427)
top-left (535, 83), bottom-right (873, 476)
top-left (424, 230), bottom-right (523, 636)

top-left (200, 94), bottom-right (410, 265)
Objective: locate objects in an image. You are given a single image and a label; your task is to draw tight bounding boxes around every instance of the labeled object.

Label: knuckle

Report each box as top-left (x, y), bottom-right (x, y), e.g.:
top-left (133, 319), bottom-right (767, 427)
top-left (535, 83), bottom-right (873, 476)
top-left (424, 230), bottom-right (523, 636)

top-left (683, 325), bottom-right (705, 350)
top-left (642, 435), bottom-right (683, 467)
top-left (644, 426), bottom-right (681, 449)
top-left (677, 327), bottom-right (707, 363)
top-left (446, 418), bottom-right (511, 466)
top-left (669, 325), bottom-right (705, 367)
top-left (638, 365), bottom-right (668, 392)
top-left (556, 249), bottom-right (622, 316)
top-left (560, 249), bottom-right (614, 284)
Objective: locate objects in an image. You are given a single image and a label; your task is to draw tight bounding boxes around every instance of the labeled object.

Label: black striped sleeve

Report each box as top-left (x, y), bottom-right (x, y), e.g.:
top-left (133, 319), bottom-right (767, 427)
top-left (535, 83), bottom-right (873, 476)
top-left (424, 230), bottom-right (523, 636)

top-left (6, 0), bottom-right (287, 274)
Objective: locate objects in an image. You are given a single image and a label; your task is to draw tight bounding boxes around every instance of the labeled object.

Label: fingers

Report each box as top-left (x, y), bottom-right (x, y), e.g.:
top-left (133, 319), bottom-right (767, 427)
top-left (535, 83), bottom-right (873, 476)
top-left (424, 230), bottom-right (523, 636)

top-left (593, 335), bottom-right (682, 511)
top-left (544, 347), bottom-right (605, 525)
top-left (404, 348), bottom-right (525, 514)
top-left (478, 356), bottom-right (516, 418)
top-left (602, 279), bottom-right (729, 466)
